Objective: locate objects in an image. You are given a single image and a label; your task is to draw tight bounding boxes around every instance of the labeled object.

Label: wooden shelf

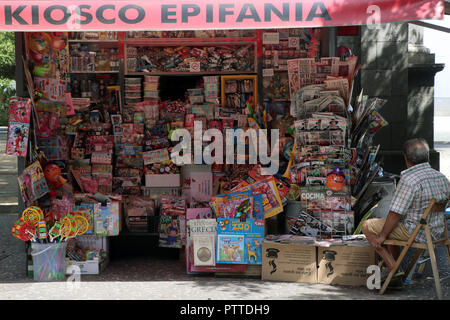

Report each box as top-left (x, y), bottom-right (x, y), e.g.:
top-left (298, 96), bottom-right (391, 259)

top-left (125, 71), bottom-right (257, 76)
top-left (122, 37), bottom-right (257, 45)
top-left (68, 40), bottom-right (118, 43)
top-left (119, 231), bottom-right (159, 236)
top-left (70, 71), bottom-right (119, 74)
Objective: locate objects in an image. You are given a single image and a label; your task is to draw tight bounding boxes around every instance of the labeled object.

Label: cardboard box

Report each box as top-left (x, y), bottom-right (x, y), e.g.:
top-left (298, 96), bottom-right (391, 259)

top-left (145, 174), bottom-right (181, 187)
top-left (65, 257), bottom-right (109, 275)
top-left (261, 241), bottom-right (317, 283)
top-left (65, 235), bottom-right (109, 275)
top-left (317, 244), bottom-right (375, 286)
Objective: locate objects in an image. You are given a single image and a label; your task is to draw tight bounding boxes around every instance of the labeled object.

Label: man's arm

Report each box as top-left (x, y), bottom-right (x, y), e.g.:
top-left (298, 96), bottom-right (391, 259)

top-left (374, 211), bottom-right (402, 248)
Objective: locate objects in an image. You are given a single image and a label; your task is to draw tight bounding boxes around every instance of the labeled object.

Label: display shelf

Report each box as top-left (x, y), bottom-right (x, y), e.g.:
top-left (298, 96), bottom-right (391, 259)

top-left (125, 71), bottom-right (257, 76)
top-left (69, 71), bottom-right (119, 74)
top-left (119, 231), bottom-right (159, 236)
top-left (68, 40), bottom-right (119, 43)
top-left (121, 37), bottom-right (258, 45)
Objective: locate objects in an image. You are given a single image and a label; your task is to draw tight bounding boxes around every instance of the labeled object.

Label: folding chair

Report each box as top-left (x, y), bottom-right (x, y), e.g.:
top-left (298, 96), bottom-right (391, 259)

top-left (378, 198), bottom-right (450, 300)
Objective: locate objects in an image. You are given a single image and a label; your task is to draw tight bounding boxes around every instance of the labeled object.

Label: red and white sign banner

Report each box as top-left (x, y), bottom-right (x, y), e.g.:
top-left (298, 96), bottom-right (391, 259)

top-left (0, 0), bottom-right (444, 31)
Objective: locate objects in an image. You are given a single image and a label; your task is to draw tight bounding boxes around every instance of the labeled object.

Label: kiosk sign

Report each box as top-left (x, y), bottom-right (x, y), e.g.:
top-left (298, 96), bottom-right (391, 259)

top-left (0, 0), bottom-right (443, 31)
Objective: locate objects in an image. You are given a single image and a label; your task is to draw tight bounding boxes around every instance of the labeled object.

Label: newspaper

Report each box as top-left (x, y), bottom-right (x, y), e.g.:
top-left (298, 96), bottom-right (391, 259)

top-left (288, 56), bottom-right (358, 103)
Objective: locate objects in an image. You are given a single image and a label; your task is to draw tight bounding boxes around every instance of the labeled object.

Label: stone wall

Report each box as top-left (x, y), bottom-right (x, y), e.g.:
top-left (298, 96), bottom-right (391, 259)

top-left (356, 22), bottom-right (443, 174)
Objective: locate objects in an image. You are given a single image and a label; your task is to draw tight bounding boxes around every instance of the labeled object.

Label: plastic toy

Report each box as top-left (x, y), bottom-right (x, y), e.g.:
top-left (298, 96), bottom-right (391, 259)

top-left (44, 163), bottom-right (67, 189)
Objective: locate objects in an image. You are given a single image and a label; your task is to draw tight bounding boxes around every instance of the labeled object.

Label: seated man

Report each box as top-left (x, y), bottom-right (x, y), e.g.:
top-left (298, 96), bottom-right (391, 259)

top-left (362, 138), bottom-right (449, 287)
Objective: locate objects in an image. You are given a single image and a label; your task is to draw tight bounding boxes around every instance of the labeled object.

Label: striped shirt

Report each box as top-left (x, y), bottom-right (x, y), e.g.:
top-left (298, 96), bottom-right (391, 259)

top-left (389, 163), bottom-right (449, 243)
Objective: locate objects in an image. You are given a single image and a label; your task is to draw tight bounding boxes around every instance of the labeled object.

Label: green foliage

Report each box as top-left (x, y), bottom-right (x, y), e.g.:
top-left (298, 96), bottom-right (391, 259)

top-left (0, 78), bottom-right (16, 126)
top-left (0, 32), bottom-right (15, 79)
top-left (0, 32), bottom-right (16, 126)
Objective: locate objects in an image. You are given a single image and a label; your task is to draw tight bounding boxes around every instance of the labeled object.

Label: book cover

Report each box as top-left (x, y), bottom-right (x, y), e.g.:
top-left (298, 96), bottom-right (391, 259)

top-left (216, 218), bottom-right (265, 265)
top-left (190, 219), bottom-right (216, 267)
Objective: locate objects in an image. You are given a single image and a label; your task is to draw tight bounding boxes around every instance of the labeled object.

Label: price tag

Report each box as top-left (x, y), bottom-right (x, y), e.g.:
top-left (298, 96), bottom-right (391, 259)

top-left (262, 69), bottom-right (274, 77)
top-left (190, 61), bottom-right (201, 73)
top-left (263, 32), bottom-right (279, 45)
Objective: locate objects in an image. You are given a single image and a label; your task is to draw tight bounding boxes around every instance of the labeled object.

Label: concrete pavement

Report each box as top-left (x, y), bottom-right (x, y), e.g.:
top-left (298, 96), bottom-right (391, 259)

top-left (0, 129), bottom-right (18, 215)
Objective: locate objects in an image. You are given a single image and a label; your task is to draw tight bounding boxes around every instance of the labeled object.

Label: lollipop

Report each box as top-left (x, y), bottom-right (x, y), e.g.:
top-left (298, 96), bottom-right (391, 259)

top-left (74, 215), bottom-right (89, 236)
top-left (37, 220), bottom-right (48, 240)
top-left (11, 219), bottom-right (36, 241)
top-left (22, 206), bottom-right (44, 225)
top-left (60, 215), bottom-right (78, 239)
top-left (48, 221), bottom-right (63, 242)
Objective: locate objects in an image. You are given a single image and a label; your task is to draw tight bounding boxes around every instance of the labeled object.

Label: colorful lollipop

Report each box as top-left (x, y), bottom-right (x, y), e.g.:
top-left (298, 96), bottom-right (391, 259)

top-left (48, 221), bottom-right (63, 242)
top-left (11, 219), bottom-right (36, 241)
top-left (37, 220), bottom-right (48, 240)
top-left (74, 215), bottom-right (89, 236)
top-left (22, 206), bottom-right (44, 226)
top-left (60, 215), bottom-right (78, 239)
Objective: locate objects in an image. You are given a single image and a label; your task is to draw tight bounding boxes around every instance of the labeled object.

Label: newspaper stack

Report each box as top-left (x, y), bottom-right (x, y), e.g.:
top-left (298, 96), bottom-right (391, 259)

top-left (287, 56), bottom-right (359, 237)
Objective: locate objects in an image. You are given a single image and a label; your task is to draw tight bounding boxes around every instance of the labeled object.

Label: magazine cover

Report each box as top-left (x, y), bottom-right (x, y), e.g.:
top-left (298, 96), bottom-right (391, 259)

top-left (216, 234), bottom-right (245, 264)
top-left (216, 218), bottom-right (265, 265)
top-left (289, 210), bottom-right (335, 237)
top-left (159, 215), bottom-right (183, 248)
top-left (226, 190), bottom-right (265, 219)
top-left (218, 198), bottom-right (253, 219)
top-left (234, 177), bottom-right (283, 219)
top-left (17, 161), bottom-right (50, 206)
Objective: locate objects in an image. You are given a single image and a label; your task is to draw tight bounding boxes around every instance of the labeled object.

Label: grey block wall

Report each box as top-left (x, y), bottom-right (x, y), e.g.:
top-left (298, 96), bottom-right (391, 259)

top-left (357, 22), bottom-right (444, 174)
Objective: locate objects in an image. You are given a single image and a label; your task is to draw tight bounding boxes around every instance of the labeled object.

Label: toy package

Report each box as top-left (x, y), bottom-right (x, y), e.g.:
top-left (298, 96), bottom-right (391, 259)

top-left (216, 218), bottom-right (265, 265)
top-left (94, 201), bottom-right (120, 236)
top-left (6, 97), bottom-right (32, 157)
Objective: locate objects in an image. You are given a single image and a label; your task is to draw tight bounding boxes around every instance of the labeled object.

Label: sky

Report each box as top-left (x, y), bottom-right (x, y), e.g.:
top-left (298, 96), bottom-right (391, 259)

top-left (423, 15), bottom-right (450, 98)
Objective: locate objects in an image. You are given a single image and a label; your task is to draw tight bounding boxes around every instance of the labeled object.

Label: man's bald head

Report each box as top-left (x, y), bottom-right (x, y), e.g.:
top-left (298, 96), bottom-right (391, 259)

top-left (403, 138), bottom-right (429, 166)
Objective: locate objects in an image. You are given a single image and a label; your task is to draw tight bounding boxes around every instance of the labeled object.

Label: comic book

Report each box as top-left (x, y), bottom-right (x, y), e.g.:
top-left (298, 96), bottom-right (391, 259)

top-left (17, 161), bottom-right (50, 206)
top-left (218, 198), bottom-right (253, 219)
top-left (216, 218), bottom-right (265, 265)
top-left (234, 177), bottom-right (283, 219)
